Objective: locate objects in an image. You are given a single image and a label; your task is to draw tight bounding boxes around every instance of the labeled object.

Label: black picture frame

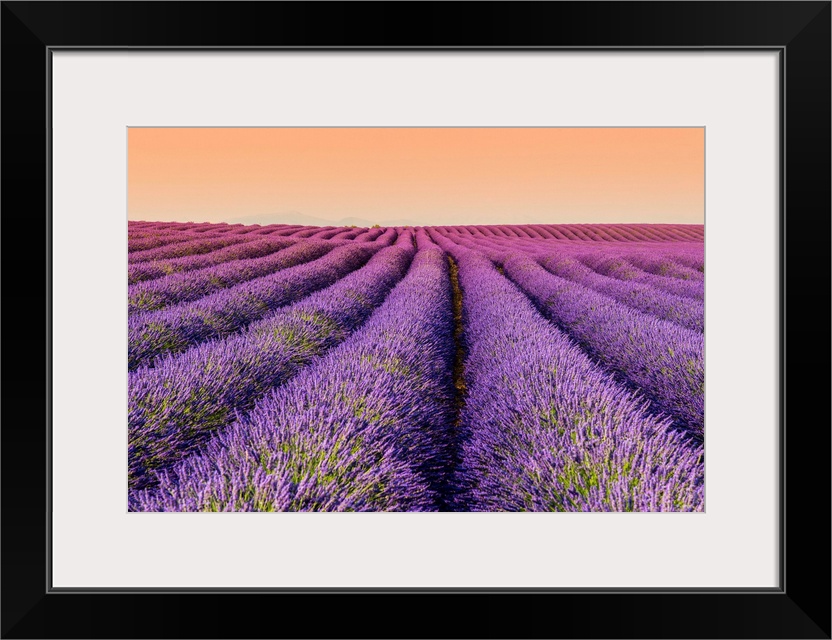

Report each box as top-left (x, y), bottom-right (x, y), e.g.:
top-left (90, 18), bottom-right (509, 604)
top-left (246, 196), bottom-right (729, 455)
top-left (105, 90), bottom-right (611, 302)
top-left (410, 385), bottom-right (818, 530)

top-left (2, 2), bottom-right (829, 638)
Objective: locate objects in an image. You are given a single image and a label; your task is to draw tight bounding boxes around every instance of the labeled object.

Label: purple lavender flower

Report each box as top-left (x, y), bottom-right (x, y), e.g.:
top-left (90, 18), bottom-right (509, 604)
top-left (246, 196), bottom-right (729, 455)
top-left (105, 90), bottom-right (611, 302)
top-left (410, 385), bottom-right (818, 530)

top-left (128, 243), bottom-right (417, 490)
top-left (130, 247), bottom-right (456, 511)
top-left (128, 241), bottom-right (379, 369)
top-left (426, 231), bottom-right (703, 511)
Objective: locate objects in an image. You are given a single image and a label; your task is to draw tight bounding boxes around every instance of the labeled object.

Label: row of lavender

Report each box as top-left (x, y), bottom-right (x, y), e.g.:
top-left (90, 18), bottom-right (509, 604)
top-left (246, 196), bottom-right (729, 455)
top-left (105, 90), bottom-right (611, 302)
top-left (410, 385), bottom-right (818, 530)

top-left (130, 220), bottom-right (704, 243)
top-left (128, 222), bottom-right (703, 320)
top-left (129, 232), bottom-right (416, 490)
top-left (441, 230), bottom-right (704, 437)
top-left (427, 229), bottom-right (702, 510)
top-left (128, 221), bottom-right (704, 511)
top-left (128, 227), bottom-right (702, 370)
top-left (131, 243), bottom-right (457, 511)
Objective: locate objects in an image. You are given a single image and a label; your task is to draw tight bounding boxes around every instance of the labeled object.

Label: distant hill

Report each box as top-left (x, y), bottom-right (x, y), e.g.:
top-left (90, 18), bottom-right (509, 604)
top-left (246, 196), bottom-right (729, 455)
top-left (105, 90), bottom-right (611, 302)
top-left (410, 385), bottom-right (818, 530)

top-left (226, 211), bottom-right (421, 228)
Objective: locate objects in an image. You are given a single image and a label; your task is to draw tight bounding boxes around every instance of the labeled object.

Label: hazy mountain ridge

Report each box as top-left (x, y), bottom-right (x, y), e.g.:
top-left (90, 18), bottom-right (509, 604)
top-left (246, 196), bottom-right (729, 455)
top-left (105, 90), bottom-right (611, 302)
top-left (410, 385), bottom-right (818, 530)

top-left (225, 211), bottom-right (422, 228)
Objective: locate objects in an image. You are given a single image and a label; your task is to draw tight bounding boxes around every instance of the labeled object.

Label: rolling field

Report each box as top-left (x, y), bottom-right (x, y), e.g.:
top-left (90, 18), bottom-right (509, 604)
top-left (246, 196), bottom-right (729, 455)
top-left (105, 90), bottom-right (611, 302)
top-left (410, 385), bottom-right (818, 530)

top-left (128, 221), bottom-right (704, 512)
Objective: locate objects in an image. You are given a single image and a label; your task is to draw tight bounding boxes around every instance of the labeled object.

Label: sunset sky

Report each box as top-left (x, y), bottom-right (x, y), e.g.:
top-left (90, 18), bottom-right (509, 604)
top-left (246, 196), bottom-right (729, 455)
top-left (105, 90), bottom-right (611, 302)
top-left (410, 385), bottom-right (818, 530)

top-left (128, 128), bottom-right (704, 226)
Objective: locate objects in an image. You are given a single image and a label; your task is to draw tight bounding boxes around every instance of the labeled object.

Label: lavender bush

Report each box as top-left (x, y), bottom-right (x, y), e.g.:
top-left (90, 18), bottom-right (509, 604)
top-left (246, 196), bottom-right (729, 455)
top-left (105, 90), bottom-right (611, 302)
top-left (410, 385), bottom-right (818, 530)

top-left (128, 242), bottom-right (378, 369)
top-left (128, 237), bottom-right (297, 284)
top-left (128, 243), bottom-right (416, 490)
top-left (126, 221), bottom-right (704, 511)
top-left (128, 241), bottom-right (333, 313)
top-left (425, 234), bottom-right (703, 511)
top-left (129, 246), bottom-right (456, 511)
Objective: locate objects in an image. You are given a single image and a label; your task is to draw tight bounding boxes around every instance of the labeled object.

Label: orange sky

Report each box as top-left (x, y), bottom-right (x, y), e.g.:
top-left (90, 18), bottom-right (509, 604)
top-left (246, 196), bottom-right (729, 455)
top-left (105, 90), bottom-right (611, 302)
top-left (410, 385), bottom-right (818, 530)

top-left (128, 128), bottom-right (704, 226)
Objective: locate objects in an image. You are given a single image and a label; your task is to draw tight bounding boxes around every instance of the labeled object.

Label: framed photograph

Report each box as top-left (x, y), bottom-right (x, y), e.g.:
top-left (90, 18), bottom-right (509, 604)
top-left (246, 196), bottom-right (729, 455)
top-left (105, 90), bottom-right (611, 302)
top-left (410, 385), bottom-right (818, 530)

top-left (125, 125), bottom-right (707, 516)
top-left (3, 2), bottom-right (829, 638)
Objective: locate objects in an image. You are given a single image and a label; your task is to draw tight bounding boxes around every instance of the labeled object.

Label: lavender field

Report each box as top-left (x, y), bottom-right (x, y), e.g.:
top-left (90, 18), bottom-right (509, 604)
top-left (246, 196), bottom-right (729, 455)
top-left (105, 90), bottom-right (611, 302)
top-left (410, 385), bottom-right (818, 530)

top-left (128, 220), bottom-right (704, 512)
